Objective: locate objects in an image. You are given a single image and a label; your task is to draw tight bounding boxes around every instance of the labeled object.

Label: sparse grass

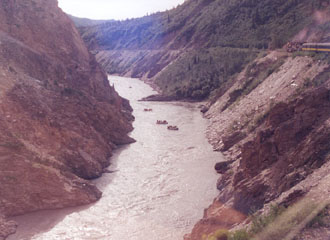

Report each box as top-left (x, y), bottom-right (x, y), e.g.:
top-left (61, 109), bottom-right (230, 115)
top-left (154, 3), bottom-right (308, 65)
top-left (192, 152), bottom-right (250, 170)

top-left (205, 228), bottom-right (250, 240)
top-left (230, 230), bottom-right (250, 240)
top-left (293, 51), bottom-right (330, 64)
top-left (224, 56), bottom-right (286, 111)
top-left (313, 67), bottom-right (330, 87)
top-left (247, 108), bottom-right (271, 133)
top-left (249, 204), bottom-right (286, 235)
top-left (227, 169), bottom-right (234, 176)
top-left (292, 51), bottom-right (316, 59)
top-left (253, 200), bottom-right (325, 240)
top-left (306, 204), bottom-right (329, 228)
top-left (242, 57), bottom-right (286, 97)
top-left (207, 201), bottom-right (329, 240)
top-left (208, 229), bottom-right (230, 240)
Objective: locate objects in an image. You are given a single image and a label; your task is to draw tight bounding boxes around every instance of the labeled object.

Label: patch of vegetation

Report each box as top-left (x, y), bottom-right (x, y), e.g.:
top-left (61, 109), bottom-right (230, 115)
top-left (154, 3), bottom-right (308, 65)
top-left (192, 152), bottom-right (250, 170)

top-left (204, 229), bottom-right (230, 240)
top-left (293, 51), bottom-right (330, 64)
top-left (230, 230), bottom-right (250, 240)
top-left (81, 0), bottom-right (325, 52)
top-left (249, 204), bottom-right (286, 235)
top-left (313, 52), bottom-right (330, 65)
top-left (253, 200), bottom-right (320, 240)
top-left (313, 67), bottom-right (330, 87)
top-left (243, 57), bottom-right (286, 96)
top-left (223, 56), bottom-right (286, 111)
top-left (154, 47), bottom-right (258, 99)
top-left (62, 88), bottom-right (74, 95)
top-left (207, 201), bottom-right (328, 240)
top-left (204, 229), bottom-right (250, 240)
top-left (247, 108), bottom-right (271, 132)
top-left (61, 87), bottom-right (84, 97)
top-left (306, 204), bottom-right (329, 228)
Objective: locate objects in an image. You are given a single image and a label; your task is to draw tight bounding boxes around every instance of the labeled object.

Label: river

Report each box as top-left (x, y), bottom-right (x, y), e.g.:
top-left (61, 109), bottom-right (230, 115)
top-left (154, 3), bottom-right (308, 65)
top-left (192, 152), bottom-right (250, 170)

top-left (8, 76), bottom-right (223, 240)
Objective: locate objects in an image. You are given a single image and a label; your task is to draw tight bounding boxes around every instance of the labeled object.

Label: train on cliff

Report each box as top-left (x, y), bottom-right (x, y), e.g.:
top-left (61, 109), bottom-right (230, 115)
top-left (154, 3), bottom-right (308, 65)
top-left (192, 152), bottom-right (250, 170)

top-left (286, 42), bottom-right (330, 53)
top-left (301, 43), bottom-right (330, 52)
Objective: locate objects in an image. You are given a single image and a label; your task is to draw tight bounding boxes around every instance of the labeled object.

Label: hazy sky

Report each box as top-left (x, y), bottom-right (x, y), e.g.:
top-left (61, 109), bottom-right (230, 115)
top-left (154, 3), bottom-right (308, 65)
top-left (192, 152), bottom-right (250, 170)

top-left (58, 0), bottom-right (185, 20)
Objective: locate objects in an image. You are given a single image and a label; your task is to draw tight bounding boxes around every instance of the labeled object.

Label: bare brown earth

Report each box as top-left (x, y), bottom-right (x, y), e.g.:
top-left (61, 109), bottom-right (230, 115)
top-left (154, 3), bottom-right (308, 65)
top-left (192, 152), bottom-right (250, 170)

top-left (0, 0), bottom-right (133, 239)
top-left (185, 52), bottom-right (330, 239)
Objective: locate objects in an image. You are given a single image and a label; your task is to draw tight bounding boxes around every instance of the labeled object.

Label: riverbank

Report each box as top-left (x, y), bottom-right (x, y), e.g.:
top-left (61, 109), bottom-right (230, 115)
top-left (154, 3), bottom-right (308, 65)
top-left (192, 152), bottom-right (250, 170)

top-left (8, 76), bottom-right (223, 240)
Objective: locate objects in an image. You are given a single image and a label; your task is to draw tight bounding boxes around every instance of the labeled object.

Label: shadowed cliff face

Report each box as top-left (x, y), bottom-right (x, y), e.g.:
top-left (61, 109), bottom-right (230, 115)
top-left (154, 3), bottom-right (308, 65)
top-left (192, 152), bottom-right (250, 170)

top-left (186, 53), bottom-right (330, 239)
top-left (0, 0), bottom-right (133, 237)
top-left (231, 87), bottom-right (330, 213)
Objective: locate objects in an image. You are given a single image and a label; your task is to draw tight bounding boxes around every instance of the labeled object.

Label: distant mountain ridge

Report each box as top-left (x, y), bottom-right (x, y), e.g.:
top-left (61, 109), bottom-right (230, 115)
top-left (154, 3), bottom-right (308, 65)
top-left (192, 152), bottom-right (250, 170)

top-left (69, 14), bottom-right (114, 27)
top-left (78, 0), bottom-right (329, 99)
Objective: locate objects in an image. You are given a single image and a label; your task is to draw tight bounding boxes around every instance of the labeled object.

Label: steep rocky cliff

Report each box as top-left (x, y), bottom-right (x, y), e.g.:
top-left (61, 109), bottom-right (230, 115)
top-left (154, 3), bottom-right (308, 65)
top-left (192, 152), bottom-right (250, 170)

top-left (186, 52), bottom-right (330, 239)
top-left (0, 0), bottom-right (133, 238)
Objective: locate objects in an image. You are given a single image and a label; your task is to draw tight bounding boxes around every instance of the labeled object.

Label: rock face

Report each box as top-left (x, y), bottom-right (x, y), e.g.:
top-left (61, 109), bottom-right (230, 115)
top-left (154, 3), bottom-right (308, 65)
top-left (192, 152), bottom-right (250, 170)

top-left (0, 0), bottom-right (133, 238)
top-left (185, 52), bottom-right (330, 239)
top-left (232, 87), bottom-right (330, 213)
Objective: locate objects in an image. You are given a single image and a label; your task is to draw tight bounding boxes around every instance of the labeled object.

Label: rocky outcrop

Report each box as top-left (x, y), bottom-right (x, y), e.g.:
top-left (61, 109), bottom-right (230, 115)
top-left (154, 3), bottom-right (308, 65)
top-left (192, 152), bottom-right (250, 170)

top-left (186, 52), bottom-right (330, 239)
top-left (0, 0), bottom-right (133, 238)
top-left (0, 216), bottom-right (16, 240)
top-left (232, 87), bottom-right (330, 213)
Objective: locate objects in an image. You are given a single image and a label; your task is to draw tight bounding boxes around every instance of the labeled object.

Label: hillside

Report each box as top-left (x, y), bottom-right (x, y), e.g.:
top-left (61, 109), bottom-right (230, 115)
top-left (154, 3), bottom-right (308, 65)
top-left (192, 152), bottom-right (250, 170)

top-left (0, 0), bottom-right (133, 238)
top-left (79, 0), bottom-right (329, 99)
top-left (68, 15), bottom-right (114, 27)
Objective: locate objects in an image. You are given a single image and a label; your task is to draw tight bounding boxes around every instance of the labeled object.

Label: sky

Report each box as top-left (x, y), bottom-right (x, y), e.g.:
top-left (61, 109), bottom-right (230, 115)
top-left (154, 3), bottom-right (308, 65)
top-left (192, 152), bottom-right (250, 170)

top-left (58, 0), bottom-right (185, 20)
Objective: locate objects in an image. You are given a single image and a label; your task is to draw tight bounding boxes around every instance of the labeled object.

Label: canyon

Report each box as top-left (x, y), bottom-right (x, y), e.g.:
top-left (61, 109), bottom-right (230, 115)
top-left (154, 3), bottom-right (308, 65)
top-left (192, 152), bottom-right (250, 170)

top-left (0, 0), bottom-right (330, 239)
top-left (77, 0), bottom-right (330, 239)
top-left (8, 76), bottom-right (222, 240)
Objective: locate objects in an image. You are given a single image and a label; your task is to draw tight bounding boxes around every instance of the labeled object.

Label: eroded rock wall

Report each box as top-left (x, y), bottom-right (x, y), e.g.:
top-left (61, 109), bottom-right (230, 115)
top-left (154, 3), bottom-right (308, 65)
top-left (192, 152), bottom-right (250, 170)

top-left (186, 54), bottom-right (330, 239)
top-left (0, 0), bottom-right (134, 238)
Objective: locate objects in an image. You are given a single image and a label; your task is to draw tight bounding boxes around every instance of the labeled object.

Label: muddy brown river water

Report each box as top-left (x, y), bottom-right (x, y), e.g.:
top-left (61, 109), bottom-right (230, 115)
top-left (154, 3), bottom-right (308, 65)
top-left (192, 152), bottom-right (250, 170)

top-left (8, 76), bottom-right (224, 240)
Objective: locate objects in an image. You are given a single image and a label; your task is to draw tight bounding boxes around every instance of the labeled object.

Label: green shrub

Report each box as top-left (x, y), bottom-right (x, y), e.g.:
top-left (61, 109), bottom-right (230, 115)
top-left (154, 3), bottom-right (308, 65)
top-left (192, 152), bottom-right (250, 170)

top-left (155, 47), bottom-right (258, 100)
top-left (250, 204), bottom-right (285, 235)
top-left (207, 229), bottom-right (230, 240)
top-left (253, 200), bottom-right (323, 240)
top-left (229, 229), bottom-right (250, 240)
